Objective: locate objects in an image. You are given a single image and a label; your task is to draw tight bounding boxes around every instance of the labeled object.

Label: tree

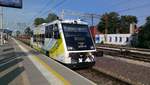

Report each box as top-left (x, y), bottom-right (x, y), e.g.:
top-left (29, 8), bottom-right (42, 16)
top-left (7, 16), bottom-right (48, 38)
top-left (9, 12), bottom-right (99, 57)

top-left (16, 30), bottom-right (21, 37)
top-left (24, 27), bottom-right (33, 37)
top-left (137, 16), bottom-right (150, 48)
top-left (34, 18), bottom-right (45, 26)
top-left (98, 12), bottom-right (120, 34)
top-left (120, 15), bottom-right (137, 33)
top-left (145, 16), bottom-right (150, 25)
top-left (45, 13), bottom-right (58, 23)
top-left (97, 12), bottom-right (137, 34)
top-left (34, 13), bottom-right (58, 26)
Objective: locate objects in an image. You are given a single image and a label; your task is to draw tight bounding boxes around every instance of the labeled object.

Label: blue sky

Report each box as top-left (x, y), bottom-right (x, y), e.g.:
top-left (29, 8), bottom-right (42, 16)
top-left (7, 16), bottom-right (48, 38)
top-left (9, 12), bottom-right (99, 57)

top-left (2, 0), bottom-right (150, 31)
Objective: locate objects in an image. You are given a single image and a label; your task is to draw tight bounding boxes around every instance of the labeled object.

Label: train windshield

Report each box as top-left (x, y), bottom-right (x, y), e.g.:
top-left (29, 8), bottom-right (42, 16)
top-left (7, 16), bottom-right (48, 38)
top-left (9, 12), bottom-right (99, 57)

top-left (62, 23), bottom-right (95, 51)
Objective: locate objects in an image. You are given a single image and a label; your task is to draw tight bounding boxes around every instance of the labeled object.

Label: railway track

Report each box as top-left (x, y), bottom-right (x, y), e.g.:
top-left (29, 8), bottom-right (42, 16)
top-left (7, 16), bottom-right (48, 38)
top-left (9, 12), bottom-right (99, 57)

top-left (97, 44), bottom-right (150, 52)
top-left (75, 68), bottom-right (130, 85)
top-left (96, 46), bottom-right (150, 62)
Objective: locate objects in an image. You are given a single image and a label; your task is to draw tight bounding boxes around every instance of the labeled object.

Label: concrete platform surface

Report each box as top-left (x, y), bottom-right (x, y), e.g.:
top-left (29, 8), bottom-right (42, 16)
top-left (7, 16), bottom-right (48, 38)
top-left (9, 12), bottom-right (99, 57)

top-left (0, 38), bottom-right (96, 85)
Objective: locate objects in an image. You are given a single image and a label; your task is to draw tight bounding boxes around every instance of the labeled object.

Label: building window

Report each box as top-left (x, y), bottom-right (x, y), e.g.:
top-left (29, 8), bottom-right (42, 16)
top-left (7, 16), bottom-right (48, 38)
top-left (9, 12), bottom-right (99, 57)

top-left (96, 36), bottom-right (100, 41)
top-left (115, 37), bottom-right (117, 42)
top-left (119, 37), bottom-right (122, 42)
top-left (126, 37), bottom-right (129, 42)
top-left (109, 37), bottom-right (112, 42)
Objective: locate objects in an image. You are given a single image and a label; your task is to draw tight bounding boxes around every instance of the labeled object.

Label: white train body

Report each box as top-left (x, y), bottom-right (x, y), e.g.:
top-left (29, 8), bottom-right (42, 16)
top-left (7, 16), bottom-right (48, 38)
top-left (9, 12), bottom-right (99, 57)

top-left (31, 19), bottom-right (96, 68)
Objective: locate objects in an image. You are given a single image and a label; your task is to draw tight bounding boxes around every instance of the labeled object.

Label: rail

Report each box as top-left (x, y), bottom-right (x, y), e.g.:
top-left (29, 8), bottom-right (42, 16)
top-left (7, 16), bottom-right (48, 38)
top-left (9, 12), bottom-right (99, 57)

top-left (97, 46), bottom-right (150, 62)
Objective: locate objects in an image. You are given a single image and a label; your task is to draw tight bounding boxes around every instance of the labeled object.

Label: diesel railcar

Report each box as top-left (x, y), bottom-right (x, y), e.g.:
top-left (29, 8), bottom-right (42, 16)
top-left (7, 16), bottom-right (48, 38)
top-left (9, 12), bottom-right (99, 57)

top-left (30, 19), bottom-right (96, 68)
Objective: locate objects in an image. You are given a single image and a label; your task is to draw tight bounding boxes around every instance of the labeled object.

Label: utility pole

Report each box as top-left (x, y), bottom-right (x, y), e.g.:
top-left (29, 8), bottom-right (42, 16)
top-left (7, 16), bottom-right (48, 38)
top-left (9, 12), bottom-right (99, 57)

top-left (61, 9), bottom-right (101, 26)
top-left (83, 13), bottom-right (101, 26)
top-left (91, 14), bottom-right (94, 26)
top-left (88, 14), bottom-right (94, 26)
top-left (0, 7), bottom-right (3, 45)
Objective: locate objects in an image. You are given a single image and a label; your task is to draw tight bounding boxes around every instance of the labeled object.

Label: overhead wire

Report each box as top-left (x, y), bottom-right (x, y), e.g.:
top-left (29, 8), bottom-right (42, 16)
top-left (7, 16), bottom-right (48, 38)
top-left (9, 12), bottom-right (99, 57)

top-left (28, 0), bottom-right (53, 25)
top-left (40, 0), bottom-right (67, 17)
top-left (105, 0), bottom-right (131, 12)
top-left (31, 0), bottom-right (52, 20)
top-left (28, 0), bottom-right (67, 27)
top-left (116, 2), bottom-right (150, 13)
top-left (28, 0), bottom-right (150, 27)
top-left (108, 0), bottom-right (130, 8)
top-left (105, 1), bottom-right (150, 25)
top-left (115, 2), bottom-right (150, 24)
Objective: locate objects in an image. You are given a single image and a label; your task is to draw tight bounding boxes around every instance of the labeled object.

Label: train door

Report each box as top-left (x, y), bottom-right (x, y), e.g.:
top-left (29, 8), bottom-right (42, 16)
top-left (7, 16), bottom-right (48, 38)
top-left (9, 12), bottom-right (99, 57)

top-left (54, 24), bottom-right (66, 62)
top-left (49, 24), bottom-right (61, 58)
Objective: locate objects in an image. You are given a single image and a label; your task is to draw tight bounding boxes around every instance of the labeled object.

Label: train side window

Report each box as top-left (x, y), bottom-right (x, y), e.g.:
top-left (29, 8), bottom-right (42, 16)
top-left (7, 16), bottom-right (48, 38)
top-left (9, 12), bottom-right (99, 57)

top-left (49, 25), bottom-right (53, 38)
top-left (41, 34), bottom-right (45, 44)
top-left (45, 25), bottom-right (53, 38)
top-left (45, 26), bottom-right (48, 38)
top-left (37, 35), bottom-right (39, 42)
top-left (33, 35), bottom-right (36, 42)
top-left (54, 24), bottom-right (60, 39)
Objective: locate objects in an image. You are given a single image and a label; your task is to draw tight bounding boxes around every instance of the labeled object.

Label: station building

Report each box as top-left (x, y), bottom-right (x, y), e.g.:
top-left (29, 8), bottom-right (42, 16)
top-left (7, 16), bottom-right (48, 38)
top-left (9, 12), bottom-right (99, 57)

top-left (90, 23), bottom-right (138, 46)
top-left (0, 29), bottom-right (12, 44)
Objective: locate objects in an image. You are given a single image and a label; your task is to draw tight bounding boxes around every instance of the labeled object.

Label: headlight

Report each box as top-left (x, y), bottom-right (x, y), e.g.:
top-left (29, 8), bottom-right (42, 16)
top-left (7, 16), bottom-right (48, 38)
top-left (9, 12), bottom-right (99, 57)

top-left (90, 46), bottom-right (94, 49)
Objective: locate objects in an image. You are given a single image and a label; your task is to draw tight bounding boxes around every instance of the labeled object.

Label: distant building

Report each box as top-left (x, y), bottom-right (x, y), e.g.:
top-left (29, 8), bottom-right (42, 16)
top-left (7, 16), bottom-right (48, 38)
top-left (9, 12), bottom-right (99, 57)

top-left (0, 29), bottom-right (12, 36)
top-left (0, 29), bottom-right (12, 41)
top-left (96, 34), bottom-right (132, 45)
top-left (95, 23), bottom-right (138, 46)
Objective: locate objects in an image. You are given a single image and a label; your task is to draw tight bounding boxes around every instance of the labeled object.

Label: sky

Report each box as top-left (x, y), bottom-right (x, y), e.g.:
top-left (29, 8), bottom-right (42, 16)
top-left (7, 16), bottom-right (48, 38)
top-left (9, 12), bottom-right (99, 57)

top-left (2, 0), bottom-right (150, 32)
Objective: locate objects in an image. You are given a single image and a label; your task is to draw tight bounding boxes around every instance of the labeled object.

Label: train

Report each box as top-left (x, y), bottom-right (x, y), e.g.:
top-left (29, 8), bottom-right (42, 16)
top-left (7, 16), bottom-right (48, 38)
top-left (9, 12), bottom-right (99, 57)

top-left (30, 19), bottom-right (96, 68)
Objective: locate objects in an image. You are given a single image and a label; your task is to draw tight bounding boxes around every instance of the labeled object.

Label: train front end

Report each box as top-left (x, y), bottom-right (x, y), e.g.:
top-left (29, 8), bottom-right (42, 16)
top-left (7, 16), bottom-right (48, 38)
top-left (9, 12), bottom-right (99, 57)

top-left (61, 20), bottom-right (96, 68)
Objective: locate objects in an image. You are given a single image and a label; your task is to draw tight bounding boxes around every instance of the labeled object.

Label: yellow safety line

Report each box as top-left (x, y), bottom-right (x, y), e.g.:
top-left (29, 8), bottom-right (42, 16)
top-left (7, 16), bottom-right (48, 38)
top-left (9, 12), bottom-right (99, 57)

top-left (32, 56), bottom-right (71, 85)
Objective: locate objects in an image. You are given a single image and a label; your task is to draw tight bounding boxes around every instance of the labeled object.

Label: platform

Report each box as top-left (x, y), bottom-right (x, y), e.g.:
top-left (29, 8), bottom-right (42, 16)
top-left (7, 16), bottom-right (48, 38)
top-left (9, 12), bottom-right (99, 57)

top-left (0, 38), bottom-right (96, 85)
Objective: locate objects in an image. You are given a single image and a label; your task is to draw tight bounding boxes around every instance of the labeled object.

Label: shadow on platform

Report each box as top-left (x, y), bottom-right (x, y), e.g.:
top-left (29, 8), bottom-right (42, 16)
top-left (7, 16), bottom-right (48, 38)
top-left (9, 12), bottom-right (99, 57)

top-left (0, 58), bottom-right (24, 72)
top-left (0, 66), bottom-right (25, 85)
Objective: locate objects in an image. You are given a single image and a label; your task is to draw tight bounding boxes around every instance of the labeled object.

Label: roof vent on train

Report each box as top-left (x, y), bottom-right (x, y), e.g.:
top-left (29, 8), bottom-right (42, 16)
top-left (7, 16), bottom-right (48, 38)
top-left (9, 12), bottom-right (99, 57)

top-left (41, 23), bottom-right (47, 26)
top-left (74, 19), bottom-right (83, 24)
top-left (74, 20), bottom-right (78, 24)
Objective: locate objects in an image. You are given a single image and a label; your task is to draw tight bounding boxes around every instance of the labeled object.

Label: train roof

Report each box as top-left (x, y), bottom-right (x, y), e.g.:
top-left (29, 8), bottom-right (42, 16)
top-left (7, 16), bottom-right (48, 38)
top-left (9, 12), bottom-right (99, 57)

top-left (61, 19), bottom-right (88, 25)
top-left (33, 19), bottom-right (89, 34)
top-left (46, 19), bottom-right (88, 26)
